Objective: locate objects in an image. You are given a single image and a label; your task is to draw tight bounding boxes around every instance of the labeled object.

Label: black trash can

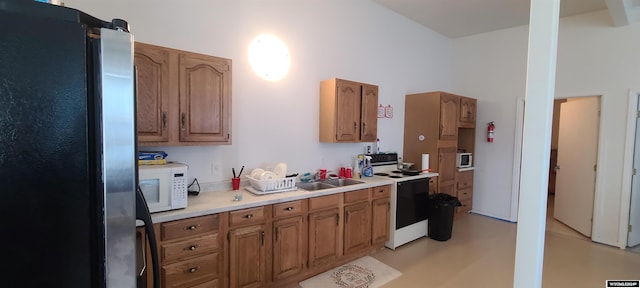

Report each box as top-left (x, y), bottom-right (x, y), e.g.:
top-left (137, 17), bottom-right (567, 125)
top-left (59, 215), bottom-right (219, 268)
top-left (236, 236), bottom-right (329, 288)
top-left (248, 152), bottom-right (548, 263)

top-left (428, 193), bottom-right (462, 241)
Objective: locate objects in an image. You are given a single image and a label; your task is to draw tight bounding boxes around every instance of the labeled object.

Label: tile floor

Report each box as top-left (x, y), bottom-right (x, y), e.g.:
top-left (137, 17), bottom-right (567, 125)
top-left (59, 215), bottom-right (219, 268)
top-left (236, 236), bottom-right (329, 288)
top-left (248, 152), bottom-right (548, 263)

top-left (369, 195), bottom-right (640, 287)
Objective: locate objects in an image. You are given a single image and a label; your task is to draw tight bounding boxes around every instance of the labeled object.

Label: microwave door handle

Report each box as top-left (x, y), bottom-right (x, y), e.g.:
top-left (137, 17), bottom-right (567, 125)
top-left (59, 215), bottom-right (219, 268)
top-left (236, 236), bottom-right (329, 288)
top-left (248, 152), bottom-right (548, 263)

top-left (136, 186), bottom-right (160, 288)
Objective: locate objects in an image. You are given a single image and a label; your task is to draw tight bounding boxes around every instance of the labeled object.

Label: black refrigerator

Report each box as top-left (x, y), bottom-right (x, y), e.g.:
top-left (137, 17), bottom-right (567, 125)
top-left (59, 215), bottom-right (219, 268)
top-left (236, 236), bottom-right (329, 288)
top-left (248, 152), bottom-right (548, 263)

top-left (0, 1), bottom-right (157, 287)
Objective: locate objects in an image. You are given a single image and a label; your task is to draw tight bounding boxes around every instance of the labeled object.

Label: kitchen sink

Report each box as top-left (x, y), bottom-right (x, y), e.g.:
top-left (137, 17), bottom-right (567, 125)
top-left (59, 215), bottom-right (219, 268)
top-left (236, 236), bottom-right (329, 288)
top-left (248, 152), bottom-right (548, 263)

top-left (297, 182), bottom-right (335, 191)
top-left (321, 179), bottom-right (364, 187)
top-left (297, 179), bottom-right (364, 191)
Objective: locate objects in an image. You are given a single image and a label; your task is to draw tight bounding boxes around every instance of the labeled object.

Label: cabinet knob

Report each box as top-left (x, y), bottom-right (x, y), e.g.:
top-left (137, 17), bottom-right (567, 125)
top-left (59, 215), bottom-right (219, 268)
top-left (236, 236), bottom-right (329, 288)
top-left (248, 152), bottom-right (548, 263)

top-left (285, 207), bottom-right (294, 211)
top-left (187, 267), bottom-right (198, 273)
top-left (186, 225), bottom-right (198, 230)
top-left (245, 214), bottom-right (253, 219)
top-left (187, 245), bottom-right (198, 251)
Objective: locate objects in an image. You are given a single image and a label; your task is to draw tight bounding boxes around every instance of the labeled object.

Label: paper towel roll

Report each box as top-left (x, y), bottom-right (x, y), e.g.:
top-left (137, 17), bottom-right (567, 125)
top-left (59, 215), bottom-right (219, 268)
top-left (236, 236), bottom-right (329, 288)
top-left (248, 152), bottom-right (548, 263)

top-left (421, 154), bottom-right (430, 171)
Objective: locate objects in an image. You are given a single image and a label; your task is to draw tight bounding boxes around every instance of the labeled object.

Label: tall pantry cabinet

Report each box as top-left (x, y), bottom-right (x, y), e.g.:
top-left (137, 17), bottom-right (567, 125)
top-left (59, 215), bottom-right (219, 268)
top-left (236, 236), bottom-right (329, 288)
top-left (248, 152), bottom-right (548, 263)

top-left (403, 91), bottom-right (477, 215)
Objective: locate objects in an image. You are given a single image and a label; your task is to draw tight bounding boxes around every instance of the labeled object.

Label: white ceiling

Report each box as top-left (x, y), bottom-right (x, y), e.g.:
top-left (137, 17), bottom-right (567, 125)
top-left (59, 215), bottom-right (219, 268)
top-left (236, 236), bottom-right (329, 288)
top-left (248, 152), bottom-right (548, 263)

top-left (371, 0), bottom-right (638, 38)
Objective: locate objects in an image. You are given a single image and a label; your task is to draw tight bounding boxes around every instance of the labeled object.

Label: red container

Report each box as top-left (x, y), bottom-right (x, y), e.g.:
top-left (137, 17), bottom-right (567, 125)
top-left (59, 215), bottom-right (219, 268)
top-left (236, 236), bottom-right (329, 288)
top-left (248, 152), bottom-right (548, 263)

top-left (318, 169), bottom-right (327, 180)
top-left (232, 177), bottom-right (240, 190)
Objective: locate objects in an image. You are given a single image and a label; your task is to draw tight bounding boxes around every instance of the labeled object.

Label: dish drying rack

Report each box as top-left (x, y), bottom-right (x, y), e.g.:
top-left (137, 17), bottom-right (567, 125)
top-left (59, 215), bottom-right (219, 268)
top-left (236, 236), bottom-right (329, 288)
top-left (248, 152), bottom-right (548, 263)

top-left (245, 176), bottom-right (297, 195)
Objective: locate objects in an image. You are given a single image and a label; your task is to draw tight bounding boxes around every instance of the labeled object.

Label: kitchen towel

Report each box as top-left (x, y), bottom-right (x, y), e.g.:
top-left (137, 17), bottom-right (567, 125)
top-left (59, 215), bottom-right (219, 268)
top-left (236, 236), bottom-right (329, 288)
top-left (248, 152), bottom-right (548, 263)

top-left (422, 154), bottom-right (430, 170)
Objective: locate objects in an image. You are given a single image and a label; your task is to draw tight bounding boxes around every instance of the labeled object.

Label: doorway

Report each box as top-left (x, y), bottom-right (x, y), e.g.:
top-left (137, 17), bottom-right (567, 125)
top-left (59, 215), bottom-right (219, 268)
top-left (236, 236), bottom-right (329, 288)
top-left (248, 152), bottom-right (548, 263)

top-left (627, 93), bottom-right (640, 250)
top-left (548, 96), bottom-right (601, 238)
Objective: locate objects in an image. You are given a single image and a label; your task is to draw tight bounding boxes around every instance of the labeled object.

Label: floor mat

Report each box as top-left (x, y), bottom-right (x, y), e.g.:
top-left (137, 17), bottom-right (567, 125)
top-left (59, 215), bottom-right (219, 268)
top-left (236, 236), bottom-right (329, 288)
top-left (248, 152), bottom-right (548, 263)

top-left (299, 256), bottom-right (401, 288)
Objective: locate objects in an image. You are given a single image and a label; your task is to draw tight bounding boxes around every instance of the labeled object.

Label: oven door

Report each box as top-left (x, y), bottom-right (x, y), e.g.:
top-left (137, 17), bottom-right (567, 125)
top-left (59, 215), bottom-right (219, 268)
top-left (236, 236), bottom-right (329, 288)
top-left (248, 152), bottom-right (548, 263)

top-left (396, 178), bottom-right (430, 229)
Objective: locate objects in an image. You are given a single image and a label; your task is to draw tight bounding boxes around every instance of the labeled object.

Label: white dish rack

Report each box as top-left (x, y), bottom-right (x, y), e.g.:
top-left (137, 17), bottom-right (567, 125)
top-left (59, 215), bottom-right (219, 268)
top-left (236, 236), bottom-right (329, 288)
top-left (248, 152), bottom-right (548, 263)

top-left (245, 176), bottom-right (297, 195)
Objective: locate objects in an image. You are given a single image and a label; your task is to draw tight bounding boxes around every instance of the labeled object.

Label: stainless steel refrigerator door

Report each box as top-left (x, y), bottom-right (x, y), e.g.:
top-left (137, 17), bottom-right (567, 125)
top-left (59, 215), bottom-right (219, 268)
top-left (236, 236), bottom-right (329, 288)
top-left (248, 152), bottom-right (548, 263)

top-left (100, 28), bottom-right (136, 288)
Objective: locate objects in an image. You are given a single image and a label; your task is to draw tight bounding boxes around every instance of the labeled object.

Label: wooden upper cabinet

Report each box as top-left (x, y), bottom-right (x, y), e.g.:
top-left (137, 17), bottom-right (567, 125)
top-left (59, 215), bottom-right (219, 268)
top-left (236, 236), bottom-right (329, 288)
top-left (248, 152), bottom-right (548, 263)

top-left (459, 96), bottom-right (477, 128)
top-left (135, 41), bottom-right (232, 146)
top-left (320, 78), bottom-right (379, 143)
top-left (439, 93), bottom-right (459, 141)
top-left (335, 79), bottom-right (361, 142)
top-left (134, 42), bottom-right (170, 143)
top-left (360, 84), bottom-right (378, 142)
top-left (179, 52), bottom-right (231, 143)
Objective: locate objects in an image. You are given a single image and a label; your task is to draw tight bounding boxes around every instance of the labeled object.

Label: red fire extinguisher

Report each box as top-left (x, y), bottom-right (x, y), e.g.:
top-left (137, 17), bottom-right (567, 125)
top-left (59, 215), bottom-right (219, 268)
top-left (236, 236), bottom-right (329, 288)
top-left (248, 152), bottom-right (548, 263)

top-left (487, 122), bottom-right (495, 142)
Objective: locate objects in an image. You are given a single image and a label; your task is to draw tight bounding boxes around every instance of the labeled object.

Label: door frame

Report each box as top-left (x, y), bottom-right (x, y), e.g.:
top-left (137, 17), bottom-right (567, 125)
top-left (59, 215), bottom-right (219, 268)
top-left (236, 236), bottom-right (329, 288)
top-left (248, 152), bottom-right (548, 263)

top-left (511, 93), bottom-right (606, 239)
top-left (620, 88), bottom-right (640, 249)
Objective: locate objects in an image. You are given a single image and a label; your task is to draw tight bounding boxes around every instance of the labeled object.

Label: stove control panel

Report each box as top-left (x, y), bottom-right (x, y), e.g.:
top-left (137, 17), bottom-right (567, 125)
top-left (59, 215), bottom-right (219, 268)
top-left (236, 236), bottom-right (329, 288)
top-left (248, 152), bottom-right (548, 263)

top-left (367, 153), bottom-right (398, 166)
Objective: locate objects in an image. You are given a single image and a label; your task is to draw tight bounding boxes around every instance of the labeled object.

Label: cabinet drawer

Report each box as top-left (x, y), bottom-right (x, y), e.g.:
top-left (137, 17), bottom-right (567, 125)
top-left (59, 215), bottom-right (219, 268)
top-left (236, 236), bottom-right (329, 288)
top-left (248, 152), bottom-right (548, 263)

top-left (457, 170), bottom-right (473, 190)
top-left (457, 187), bottom-right (472, 202)
top-left (344, 188), bottom-right (369, 204)
top-left (229, 206), bottom-right (265, 227)
top-left (371, 185), bottom-right (390, 199)
top-left (273, 200), bottom-right (303, 218)
top-left (162, 234), bottom-right (218, 263)
top-left (162, 253), bottom-right (219, 288)
top-left (308, 194), bottom-right (340, 212)
top-left (161, 214), bottom-right (219, 241)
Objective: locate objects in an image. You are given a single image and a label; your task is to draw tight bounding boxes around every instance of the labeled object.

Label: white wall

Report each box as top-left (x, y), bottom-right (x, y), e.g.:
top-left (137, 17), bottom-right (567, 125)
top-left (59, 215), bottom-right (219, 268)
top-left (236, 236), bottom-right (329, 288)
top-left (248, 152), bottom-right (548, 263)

top-left (453, 10), bottom-right (640, 247)
top-left (64, 0), bottom-right (452, 185)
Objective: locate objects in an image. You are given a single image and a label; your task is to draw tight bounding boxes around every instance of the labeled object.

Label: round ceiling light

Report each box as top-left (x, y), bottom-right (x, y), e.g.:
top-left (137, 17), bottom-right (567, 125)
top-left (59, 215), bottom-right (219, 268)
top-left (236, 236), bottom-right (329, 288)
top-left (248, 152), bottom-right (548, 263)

top-left (248, 34), bottom-right (290, 81)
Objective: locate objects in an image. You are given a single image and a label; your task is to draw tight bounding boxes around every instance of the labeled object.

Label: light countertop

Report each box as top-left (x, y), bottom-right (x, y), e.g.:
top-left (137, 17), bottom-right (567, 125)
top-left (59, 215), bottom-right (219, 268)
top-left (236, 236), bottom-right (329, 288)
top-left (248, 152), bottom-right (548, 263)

top-left (148, 176), bottom-right (399, 224)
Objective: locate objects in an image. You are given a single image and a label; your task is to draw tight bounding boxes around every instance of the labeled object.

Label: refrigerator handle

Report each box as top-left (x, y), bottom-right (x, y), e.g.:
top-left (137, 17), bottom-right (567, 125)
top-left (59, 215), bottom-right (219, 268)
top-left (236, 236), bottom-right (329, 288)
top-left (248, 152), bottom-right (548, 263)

top-left (136, 186), bottom-right (160, 288)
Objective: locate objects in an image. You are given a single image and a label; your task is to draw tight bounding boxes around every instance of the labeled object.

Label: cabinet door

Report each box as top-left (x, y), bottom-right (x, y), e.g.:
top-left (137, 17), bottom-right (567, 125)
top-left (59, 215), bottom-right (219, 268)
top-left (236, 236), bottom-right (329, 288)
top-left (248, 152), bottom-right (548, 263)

top-left (371, 198), bottom-right (390, 245)
top-left (335, 79), bottom-right (361, 142)
top-left (343, 202), bottom-right (371, 255)
top-left (272, 216), bottom-right (305, 281)
top-left (308, 208), bottom-right (340, 267)
top-left (179, 52), bottom-right (231, 143)
top-left (229, 225), bottom-right (266, 288)
top-left (439, 94), bottom-right (459, 141)
top-left (459, 97), bottom-right (477, 128)
top-left (360, 84), bottom-right (378, 142)
top-left (438, 147), bottom-right (457, 197)
top-left (135, 43), bottom-right (171, 143)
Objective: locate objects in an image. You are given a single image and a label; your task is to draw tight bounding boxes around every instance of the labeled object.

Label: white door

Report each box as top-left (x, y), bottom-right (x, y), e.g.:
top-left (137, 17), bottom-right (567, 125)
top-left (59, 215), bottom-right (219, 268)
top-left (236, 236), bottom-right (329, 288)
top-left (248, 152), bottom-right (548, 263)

top-left (629, 96), bottom-right (640, 247)
top-left (554, 96), bottom-right (600, 237)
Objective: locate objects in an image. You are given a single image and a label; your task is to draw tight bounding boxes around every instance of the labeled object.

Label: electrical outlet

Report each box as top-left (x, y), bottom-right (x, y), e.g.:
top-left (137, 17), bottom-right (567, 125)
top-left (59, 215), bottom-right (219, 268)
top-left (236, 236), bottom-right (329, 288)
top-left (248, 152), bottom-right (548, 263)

top-left (211, 163), bottom-right (221, 178)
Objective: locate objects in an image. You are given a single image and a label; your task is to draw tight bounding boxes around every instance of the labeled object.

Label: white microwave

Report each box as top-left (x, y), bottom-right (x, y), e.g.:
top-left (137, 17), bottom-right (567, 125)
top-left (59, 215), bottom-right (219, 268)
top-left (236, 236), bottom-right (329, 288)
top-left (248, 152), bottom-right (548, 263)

top-left (138, 163), bottom-right (188, 213)
top-left (456, 153), bottom-right (473, 168)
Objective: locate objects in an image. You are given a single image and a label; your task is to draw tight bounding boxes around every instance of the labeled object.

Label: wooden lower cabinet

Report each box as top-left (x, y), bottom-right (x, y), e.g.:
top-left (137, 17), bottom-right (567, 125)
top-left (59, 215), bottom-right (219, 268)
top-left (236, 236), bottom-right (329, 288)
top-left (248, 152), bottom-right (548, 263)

top-left (371, 198), bottom-right (390, 245)
top-left (228, 224), bottom-right (267, 288)
top-left (343, 201), bottom-right (371, 255)
top-left (272, 216), bottom-right (305, 281)
top-left (151, 186), bottom-right (393, 288)
top-left (456, 170), bottom-right (474, 216)
top-left (308, 208), bottom-right (341, 268)
top-left (156, 214), bottom-right (221, 288)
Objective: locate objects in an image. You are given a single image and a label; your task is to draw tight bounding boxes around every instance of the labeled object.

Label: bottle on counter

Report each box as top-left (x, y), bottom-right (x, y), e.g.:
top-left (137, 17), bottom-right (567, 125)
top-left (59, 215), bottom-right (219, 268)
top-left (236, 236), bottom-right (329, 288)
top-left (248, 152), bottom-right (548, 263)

top-left (363, 155), bottom-right (373, 177)
top-left (353, 155), bottom-right (363, 178)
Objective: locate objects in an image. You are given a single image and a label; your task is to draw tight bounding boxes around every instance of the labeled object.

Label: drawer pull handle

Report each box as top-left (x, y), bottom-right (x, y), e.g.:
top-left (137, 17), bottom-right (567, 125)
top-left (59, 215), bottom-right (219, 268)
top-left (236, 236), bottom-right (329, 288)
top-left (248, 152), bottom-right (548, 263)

top-left (186, 245), bottom-right (198, 251)
top-left (187, 267), bottom-right (199, 273)
top-left (378, 189), bottom-right (384, 193)
top-left (245, 214), bottom-right (253, 219)
top-left (186, 225), bottom-right (199, 230)
top-left (285, 207), bottom-right (294, 211)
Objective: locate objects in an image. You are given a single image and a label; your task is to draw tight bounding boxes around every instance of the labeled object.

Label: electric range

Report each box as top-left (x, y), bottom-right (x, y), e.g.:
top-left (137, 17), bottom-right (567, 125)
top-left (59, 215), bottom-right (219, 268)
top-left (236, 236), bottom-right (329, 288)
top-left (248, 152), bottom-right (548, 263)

top-left (367, 153), bottom-right (439, 249)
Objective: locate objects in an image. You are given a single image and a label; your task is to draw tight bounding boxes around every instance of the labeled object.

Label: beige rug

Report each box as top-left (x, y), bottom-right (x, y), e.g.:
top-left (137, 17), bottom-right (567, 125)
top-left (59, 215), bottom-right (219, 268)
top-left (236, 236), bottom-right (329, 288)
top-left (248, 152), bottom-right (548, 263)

top-left (299, 256), bottom-right (401, 288)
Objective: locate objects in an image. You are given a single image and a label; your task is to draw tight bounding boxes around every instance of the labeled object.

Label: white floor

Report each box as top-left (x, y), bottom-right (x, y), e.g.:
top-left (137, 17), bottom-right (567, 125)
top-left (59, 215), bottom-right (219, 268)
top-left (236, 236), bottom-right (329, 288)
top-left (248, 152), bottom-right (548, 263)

top-left (369, 195), bottom-right (640, 287)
